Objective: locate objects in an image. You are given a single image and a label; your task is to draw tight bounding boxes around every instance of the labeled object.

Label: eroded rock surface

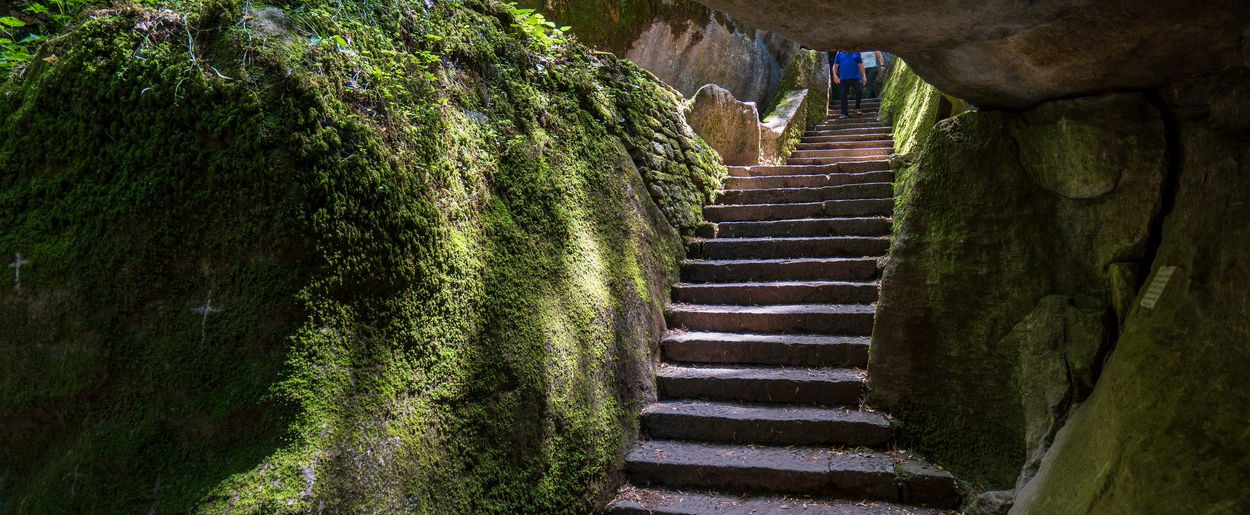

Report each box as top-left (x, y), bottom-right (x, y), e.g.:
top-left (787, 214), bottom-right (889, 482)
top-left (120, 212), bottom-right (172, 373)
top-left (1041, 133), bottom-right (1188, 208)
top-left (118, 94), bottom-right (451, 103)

top-left (695, 0), bottom-right (1250, 108)
top-left (869, 93), bottom-right (1167, 487)
top-left (685, 84), bottom-right (762, 166)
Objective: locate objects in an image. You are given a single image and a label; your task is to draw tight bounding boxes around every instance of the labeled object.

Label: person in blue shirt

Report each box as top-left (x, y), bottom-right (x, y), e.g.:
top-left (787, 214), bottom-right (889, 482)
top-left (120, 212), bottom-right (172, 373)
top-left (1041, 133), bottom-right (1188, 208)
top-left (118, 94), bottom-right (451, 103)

top-left (830, 50), bottom-right (867, 118)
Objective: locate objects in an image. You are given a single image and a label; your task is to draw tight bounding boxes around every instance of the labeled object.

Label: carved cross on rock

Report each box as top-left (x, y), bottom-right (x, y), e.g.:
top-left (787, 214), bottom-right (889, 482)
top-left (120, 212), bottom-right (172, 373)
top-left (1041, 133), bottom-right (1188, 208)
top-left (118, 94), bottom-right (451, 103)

top-left (190, 290), bottom-right (223, 343)
top-left (9, 251), bottom-right (29, 291)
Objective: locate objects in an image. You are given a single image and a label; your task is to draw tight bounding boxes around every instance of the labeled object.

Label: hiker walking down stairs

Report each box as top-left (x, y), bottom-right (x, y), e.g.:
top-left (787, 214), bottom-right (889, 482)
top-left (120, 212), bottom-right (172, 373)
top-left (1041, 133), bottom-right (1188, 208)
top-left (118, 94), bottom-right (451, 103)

top-left (832, 50), bottom-right (868, 118)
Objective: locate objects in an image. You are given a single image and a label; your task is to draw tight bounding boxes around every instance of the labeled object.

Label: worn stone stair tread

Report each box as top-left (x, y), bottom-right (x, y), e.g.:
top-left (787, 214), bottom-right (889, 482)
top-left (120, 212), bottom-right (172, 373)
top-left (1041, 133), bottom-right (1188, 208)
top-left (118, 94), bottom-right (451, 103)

top-left (791, 147), bottom-right (894, 156)
top-left (813, 122), bottom-right (890, 130)
top-left (680, 257), bottom-right (880, 283)
top-left (690, 236), bottom-right (890, 260)
top-left (667, 303), bottom-right (876, 336)
top-left (705, 200), bottom-right (893, 222)
top-left (725, 171), bottom-right (895, 189)
top-left (802, 134), bottom-right (894, 144)
top-left (673, 279), bottom-right (879, 305)
top-left (609, 486), bottom-right (944, 515)
top-left (726, 160), bottom-right (892, 177)
top-left (809, 127), bottom-right (893, 136)
top-left (642, 400), bottom-right (893, 447)
top-left (717, 183), bottom-right (895, 205)
top-left (662, 330), bottom-right (871, 367)
top-left (625, 441), bottom-right (960, 507)
top-left (715, 217), bottom-right (891, 238)
top-left (656, 363), bottom-right (865, 405)
top-left (670, 303), bottom-right (876, 315)
top-left (795, 140), bottom-right (895, 150)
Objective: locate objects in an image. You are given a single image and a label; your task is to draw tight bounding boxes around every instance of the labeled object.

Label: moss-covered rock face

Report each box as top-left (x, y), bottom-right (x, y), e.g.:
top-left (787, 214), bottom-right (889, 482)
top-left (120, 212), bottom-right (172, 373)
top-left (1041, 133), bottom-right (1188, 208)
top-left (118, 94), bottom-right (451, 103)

top-left (1012, 82), bottom-right (1250, 514)
top-left (869, 93), bottom-right (1167, 488)
top-left (0, 1), bottom-right (723, 512)
top-left (764, 48), bottom-right (828, 129)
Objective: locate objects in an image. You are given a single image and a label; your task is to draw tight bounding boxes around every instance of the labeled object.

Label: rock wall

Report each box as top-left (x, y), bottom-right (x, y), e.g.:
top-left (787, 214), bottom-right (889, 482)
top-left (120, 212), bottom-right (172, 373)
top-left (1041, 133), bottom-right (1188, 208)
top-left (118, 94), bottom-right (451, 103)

top-left (519, 0), bottom-right (798, 107)
top-left (871, 62), bottom-right (1250, 511)
top-left (1011, 75), bottom-right (1250, 514)
top-left (0, 1), bottom-right (724, 512)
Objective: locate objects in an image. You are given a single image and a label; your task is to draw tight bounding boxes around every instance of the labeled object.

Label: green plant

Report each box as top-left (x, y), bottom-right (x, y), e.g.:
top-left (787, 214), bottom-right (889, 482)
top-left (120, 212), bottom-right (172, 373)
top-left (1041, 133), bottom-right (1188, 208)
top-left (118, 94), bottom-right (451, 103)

top-left (504, 3), bottom-right (569, 49)
top-left (1, 0), bottom-right (95, 77)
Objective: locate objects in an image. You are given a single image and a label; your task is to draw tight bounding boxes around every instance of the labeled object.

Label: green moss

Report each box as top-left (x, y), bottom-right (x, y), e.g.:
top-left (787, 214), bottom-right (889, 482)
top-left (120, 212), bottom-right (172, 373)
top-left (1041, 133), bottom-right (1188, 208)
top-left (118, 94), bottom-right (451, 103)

top-left (0, 1), bottom-right (723, 512)
top-left (877, 60), bottom-right (971, 230)
top-left (764, 48), bottom-right (828, 128)
top-left (513, 0), bottom-right (711, 54)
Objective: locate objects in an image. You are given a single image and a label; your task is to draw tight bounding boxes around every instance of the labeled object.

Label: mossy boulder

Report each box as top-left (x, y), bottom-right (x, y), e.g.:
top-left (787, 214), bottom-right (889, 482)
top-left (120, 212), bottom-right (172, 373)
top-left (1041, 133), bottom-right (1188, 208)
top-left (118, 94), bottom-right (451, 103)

top-left (685, 84), bottom-right (762, 166)
top-left (1013, 100), bottom-right (1250, 514)
top-left (869, 93), bottom-right (1167, 488)
top-left (0, 1), bottom-right (723, 512)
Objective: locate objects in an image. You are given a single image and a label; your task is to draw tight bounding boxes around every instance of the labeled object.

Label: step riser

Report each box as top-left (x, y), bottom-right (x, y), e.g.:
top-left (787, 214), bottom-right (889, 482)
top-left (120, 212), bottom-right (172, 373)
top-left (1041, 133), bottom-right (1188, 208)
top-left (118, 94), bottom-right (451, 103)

top-left (790, 156), bottom-right (894, 166)
top-left (716, 218), bottom-right (891, 238)
top-left (689, 238), bottom-right (889, 260)
top-left (727, 161), bottom-right (891, 177)
top-left (795, 140), bottom-right (894, 151)
top-left (810, 128), bottom-right (891, 136)
top-left (812, 123), bottom-right (888, 131)
top-left (803, 133), bottom-right (892, 144)
top-left (790, 149), bottom-right (893, 160)
top-left (643, 412), bottom-right (892, 447)
top-left (656, 375), bottom-right (862, 406)
top-left (705, 199), bottom-right (893, 222)
top-left (680, 260), bottom-right (879, 283)
top-left (625, 462), bottom-right (951, 507)
top-left (663, 339), bottom-right (869, 368)
top-left (667, 310), bottom-right (875, 335)
top-left (673, 283), bottom-right (878, 305)
top-left (724, 171), bottom-right (893, 189)
top-left (825, 199), bottom-right (894, 217)
top-left (718, 183), bottom-right (893, 205)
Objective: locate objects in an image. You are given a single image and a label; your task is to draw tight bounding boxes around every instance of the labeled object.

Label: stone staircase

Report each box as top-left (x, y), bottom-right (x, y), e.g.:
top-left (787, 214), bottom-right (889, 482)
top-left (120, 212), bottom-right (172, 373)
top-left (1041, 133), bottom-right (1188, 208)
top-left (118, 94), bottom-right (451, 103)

top-left (608, 99), bottom-right (961, 514)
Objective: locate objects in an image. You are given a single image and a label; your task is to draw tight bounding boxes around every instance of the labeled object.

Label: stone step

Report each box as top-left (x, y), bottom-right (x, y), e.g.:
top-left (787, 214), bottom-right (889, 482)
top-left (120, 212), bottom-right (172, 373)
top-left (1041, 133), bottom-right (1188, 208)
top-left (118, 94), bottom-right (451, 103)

top-left (715, 217), bottom-right (891, 238)
top-left (608, 486), bottom-right (946, 515)
top-left (663, 330), bottom-right (870, 368)
top-left (828, 102), bottom-right (881, 111)
top-left (725, 171), bottom-right (894, 190)
top-left (624, 441), bottom-right (960, 508)
top-left (656, 364), bottom-right (864, 406)
top-left (728, 160), bottom-right (891, 177)
top-left (824, 198), bottom-right (895, 217)
top-left (680, 258), bottom-right (880, 283)
top-left (642, 400), bottom-right (893, 447)
top-left (795, 139), bottom-right (894, 151)
top-left (813, 121), bottom-right (889, 131)
top-left (789, 154), bottom-right (895, 165)
top-left (673, 280), bottom-right (879, 305)
top-left (717, 183), bottom-right (894, 205)
top-left (705, 201), bottom-right (826, 222)
top-left (809, 127), bottom-right (893, 137)
top-left (803, 132), bottom-right (893, 144)
top-left (790, 147), bottom-right (894, 160)
top-left (688, 236), bottom-right (890, 260)
top-left (667, 303), bottom-right (876, 335)
top-left (705, 198), bottom-right (893, 222)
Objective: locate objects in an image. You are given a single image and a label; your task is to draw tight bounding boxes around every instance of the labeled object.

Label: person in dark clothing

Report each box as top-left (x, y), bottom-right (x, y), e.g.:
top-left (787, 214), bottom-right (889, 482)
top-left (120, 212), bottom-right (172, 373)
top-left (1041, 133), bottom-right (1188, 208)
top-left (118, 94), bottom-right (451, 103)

top-left (831, 50), bottom-right (867, 118)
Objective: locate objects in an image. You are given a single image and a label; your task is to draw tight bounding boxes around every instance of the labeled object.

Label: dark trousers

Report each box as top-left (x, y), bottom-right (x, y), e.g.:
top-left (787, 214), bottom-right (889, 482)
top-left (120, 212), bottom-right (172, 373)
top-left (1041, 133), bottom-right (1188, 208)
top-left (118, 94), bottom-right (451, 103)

top-left (839, 80), bottom-right (863, 116)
